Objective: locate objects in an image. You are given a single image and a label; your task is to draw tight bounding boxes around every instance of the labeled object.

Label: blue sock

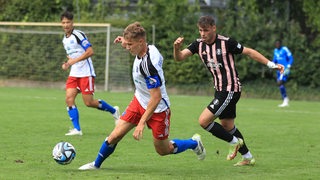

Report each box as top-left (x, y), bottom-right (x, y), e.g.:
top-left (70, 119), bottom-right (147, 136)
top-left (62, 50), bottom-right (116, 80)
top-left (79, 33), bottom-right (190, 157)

top-left (94, 140), bottom-right (117, 167)
top-left (98, 100), bottom-right (115, 114)
top-left (67, 106), bottom-right (80, 131)
top-left (170, 139), bottom-right (197, 154)
top-left (279, 85), bottom-right (287, 99)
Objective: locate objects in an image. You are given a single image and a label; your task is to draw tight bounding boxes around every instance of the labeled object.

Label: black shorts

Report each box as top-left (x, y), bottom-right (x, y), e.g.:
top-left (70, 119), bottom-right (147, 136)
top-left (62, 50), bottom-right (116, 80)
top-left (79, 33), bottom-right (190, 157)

top-left (207, 91), bottom-right (241, 119)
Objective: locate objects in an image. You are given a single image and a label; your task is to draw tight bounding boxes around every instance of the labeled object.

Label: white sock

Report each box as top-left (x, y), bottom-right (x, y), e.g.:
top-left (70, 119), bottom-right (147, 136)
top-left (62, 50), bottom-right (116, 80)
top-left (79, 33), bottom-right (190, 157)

top-left (229, 136), bottom-right (238, 145)
top-left (242, 151), bottom-right (253, 159)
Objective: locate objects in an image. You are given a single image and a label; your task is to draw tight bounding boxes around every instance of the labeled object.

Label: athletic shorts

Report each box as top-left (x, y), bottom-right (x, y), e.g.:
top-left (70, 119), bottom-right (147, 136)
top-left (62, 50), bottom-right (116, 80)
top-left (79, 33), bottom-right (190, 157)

top-left (121, 96), bottom-right (170, 140)
top-left (207, 91), bottom-right (241, 119)
top-left (66, 76), bottom-right (95, 95)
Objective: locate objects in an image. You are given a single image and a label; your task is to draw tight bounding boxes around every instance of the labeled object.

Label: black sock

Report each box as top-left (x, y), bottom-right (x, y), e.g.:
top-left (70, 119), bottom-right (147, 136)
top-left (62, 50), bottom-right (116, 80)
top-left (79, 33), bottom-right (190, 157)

top-left (205, 122), bottom-right (233, 142)
top-left (229, 126), bottom-right (249, 155)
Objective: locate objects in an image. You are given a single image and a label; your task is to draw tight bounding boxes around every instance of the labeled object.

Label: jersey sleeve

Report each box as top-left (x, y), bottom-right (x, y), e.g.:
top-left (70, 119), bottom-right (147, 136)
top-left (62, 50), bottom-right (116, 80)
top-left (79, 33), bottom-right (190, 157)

top-left (187, 41), bottom-right (200, 54)
top-left (140, 53), bottom-right (162, 89)
top-left (73, 30), bottom-right (92, 50)
top-left (226, 38), bottom-right (243, 54)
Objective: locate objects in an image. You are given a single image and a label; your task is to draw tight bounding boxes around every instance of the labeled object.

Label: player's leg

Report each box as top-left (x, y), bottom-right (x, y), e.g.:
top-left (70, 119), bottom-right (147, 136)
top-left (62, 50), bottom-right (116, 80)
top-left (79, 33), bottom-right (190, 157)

top-left (277, 74), bottom-right (289, 107)
top-left (79, 119), bottom-right (135, 170)
top-left (65, 77), bottom-right (82, 135)
top-left (227, 125), bottom-right (255, 166)
top-left (79, 98), bottom-right (141, 170)
top-left (80, 76), bottom-right (120, 120)
top-left (149, 109), bottom-right (206, 160)
top-left (200, 91), bottom-right (243, 160)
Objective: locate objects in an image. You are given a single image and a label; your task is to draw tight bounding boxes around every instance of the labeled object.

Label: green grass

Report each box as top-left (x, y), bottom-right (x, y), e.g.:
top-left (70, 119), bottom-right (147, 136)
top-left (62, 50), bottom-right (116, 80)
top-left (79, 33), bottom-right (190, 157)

top-left (0, 87), bottom-right (319, 180)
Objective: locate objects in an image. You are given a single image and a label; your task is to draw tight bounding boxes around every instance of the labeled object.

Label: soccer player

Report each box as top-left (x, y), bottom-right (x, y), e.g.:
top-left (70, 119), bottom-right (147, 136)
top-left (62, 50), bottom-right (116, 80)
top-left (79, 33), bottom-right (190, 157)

top-left (273, 39), bottom-right (294, 107)
top-left (173, 15), bottom-right (284, 166)
top-left (60, 11), bottom-right (120, 136)
top-left (79, 22), bottom-right (206, 170)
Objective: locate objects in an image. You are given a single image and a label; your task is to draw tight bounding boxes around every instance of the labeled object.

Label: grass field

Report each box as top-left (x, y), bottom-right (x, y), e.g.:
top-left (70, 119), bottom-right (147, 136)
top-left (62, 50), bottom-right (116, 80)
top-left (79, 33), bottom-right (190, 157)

top-left (0, 87), bottom-right (319, 180)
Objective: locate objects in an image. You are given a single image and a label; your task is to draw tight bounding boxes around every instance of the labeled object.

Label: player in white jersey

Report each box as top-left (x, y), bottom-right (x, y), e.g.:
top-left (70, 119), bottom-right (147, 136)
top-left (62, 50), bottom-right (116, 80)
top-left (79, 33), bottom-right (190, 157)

top-left (60, 11), bottom-right (120, 136)
top-left (79, 22), bottom-right (206, 170)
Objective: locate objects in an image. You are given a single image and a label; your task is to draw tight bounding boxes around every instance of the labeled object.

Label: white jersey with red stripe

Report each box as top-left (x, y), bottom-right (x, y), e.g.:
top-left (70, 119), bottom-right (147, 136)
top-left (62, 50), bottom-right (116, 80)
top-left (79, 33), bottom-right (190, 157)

top-left (132, 44), bottom-right (170, 113)
top-left (62, 29), bottom-right (96, 77)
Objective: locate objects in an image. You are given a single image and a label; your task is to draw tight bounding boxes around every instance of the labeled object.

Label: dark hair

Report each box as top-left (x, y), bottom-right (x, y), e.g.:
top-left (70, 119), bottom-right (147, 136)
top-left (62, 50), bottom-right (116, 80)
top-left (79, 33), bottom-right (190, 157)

top-left (61, 11), bottom-right (73, 21)
top-left (275, 39), bottom-right (282, 44)
top-left (197, 16), bottom-right (216, 27)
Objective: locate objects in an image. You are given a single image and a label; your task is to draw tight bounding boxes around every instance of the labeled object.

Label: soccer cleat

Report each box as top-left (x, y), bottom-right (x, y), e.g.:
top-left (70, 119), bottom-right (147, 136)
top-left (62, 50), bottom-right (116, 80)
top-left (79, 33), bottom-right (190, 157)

top-left (278, 97), bottom-right (289, 107)
top-left (234, 157), bottom-right (256, 166)
top-left (112, 106), bottom-right (120, 124)
top-left (191, 133), bottom-right (206, 160)
top-left (227, 138), bottom-right (244, 160)
top-left (79, 162), bottom-right (99, 170)
top-left (65, 128), bottom-right (83, 136)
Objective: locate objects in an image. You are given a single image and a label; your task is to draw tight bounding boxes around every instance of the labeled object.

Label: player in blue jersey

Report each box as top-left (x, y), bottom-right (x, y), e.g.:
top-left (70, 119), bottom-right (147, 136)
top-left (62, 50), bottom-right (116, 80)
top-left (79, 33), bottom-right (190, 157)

top-left (60, 11), bottom-right (120, 136)
top-left (273, 39), bottom-right (294, 107)
top-left (79, 22), bottom-right (206, 170)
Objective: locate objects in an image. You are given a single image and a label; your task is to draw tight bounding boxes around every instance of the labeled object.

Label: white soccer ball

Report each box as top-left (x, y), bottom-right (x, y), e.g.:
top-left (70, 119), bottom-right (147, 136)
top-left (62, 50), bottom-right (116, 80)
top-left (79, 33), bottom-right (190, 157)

top-left (52, 142), bottom-right (76, 165)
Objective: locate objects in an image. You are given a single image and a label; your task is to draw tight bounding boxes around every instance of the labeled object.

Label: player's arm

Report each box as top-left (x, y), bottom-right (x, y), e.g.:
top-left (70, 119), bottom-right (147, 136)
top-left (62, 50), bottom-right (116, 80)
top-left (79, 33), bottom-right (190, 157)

top-left (114, 36), bottom-right (127, 48)
top-left (133, 87), bottom-right (162, 141)
top-left (242, 47), bottom-right (284, 73)
top-left (173, 37), bottom-right (193, 61)
top-left (62, 47), bottom-right (94, 70)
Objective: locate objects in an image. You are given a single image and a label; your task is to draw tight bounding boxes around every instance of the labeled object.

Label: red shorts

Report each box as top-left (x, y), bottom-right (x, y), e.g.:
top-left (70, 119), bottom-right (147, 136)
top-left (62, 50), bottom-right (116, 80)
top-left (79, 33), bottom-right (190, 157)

top-left (66, 76), bottom-right (95, 95)
top-left (121, 96), bottom-right (171, 140)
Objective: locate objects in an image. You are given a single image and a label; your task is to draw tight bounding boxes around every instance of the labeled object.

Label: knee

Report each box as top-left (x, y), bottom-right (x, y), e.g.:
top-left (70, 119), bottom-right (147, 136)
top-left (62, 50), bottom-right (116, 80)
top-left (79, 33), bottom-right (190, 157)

top-left (198, 116), bottom-right (211, 129)
top-left (155, 149), bottom-right (169, 156)
top-left (84, 100), bottom-right (96, 107)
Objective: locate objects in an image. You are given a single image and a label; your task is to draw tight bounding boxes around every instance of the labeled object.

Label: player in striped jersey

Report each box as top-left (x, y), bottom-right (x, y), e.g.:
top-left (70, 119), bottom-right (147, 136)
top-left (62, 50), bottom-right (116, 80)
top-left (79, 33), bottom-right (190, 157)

top-left (60, 11), bottom-right (119, 136)
top-left (273, 39), bottom-right (294, 107)
top-left (79, 22), bottom-right (205, 170)
top-left (174, 15), bottom-right (284, 166)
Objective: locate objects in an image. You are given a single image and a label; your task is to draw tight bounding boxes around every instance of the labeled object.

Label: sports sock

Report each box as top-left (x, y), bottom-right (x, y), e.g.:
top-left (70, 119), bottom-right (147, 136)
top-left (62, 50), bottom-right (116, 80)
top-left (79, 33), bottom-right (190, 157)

top-left (279, 85), bottom-right (287, 99)
top-left (67, 106), bottom-right (80, 131)
top-left (170, 139), bottom-right (197, 154)
top-left (205, 122), bottom-right (233, 142)
top-left (98, 99), bottom-right (116, 114)
top-left (242, 151), bottom-right (253, 159)
top-left (229, 126), bottom-right (249, 155)
top-left (94, 139), bottom-right (117, 167)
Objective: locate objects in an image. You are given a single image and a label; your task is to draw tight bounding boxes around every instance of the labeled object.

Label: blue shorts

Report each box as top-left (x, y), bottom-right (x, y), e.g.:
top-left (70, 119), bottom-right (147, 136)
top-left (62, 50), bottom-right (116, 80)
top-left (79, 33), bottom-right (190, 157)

top-left (207, 91), bottom-right (241, 119)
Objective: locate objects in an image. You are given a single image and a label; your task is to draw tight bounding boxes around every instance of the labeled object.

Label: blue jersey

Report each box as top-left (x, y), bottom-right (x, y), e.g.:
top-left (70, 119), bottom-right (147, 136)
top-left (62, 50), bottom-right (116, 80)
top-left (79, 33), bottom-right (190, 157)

top-left (272, 46), bottom-right (294, 69)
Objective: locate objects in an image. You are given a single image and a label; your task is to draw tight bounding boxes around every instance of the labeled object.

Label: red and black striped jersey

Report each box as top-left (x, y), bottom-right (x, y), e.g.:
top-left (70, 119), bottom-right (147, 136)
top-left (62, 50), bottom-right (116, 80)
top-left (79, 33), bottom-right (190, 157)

top-left (187, 34), bottom-right (243, 92)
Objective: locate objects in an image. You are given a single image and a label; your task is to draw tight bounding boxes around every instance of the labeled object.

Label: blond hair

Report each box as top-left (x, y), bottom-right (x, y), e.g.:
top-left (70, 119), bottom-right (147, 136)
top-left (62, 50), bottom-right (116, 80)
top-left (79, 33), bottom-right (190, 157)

top-left (123, 22), bottom-right (146, 41)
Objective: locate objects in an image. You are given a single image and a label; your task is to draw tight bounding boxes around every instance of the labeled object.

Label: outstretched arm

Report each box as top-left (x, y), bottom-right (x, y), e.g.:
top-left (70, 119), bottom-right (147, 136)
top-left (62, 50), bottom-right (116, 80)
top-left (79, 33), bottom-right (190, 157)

top-left (242, 47), bottom-right (284, 73)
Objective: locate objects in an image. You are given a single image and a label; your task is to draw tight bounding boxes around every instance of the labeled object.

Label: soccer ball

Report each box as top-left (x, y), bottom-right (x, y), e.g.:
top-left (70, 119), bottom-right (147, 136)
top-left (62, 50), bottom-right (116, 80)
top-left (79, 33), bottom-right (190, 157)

top-left (52, 142), bottom-right (76, 165)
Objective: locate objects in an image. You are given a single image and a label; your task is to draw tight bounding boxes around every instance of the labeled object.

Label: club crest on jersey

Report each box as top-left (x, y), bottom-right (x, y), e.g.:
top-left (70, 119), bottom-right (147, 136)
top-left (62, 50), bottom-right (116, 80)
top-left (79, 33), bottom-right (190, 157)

top-left (207, 59), bottom-right (222, 70)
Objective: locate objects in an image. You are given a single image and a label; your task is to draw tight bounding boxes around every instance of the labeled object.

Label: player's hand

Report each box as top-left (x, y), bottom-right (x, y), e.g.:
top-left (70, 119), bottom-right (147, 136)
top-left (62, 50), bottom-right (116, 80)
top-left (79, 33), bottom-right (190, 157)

top-left (113, 36), bottom-right (123, 43)
top-left (61, 62), bottom-right (70, 70)
top-left (277, 64), bottom-right (285, 74)
top-left (133, 123), bottom-right (145, 141)
top-left (267, 61), bottom-right (284, 74)
top-left (174, 37), bottom-right (184, 49)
